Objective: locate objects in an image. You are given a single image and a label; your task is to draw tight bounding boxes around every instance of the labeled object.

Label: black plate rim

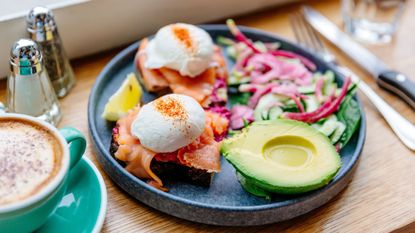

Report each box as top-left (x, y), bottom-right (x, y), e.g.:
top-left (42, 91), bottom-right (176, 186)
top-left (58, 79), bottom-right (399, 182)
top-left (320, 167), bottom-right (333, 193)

top-left (88, 24), bottom-right (366, 212)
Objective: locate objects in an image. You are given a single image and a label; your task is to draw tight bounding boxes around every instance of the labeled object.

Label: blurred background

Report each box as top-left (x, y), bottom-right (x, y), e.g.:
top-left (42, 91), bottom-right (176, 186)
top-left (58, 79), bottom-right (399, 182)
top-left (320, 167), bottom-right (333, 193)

top-left (0, 0), bottom-right (298, 78)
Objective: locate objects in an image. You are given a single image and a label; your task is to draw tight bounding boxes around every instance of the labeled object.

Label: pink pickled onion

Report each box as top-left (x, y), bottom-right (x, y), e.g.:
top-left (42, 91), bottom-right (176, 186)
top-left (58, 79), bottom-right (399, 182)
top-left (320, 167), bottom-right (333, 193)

top-left (335, 143), bottom-right (341, 152)
top-left (283, 77), bottom-right (351, 123)
top-left (245, 53), bottom-right (312, 85)
top-left (230, 105), bottom-right (254, 129)
top-left (290, 94), bottom-right (305, 113)
top-left (241, 82), bottom-right (307, 110)
top-left (234, 48), bottom-right (254, 72)
top-left (269, 50), bottom-right (316, 71)
top-left (247, 83), bottom-right (278, 108)
top-left (227, 19), bottom-right (261, 54)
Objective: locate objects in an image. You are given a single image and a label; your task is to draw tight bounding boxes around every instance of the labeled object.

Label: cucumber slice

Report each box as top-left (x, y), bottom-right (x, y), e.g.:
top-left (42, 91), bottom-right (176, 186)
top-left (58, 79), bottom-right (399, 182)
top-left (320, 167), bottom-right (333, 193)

top-left (280, 57), bottom-right (302, 65)
top-left (312, 72), bottom-right (323, 83)
top-left (261, 110), bottom-right (269, 120)
top-left (323, 83), bottom-right (337, 96)
top-left (314, 115), bottom-right (338, 136)
top-left (254, 110), bottom-right (262, 121)
top-left (216, 36), bottom-right (235, 46)
top-left (226, 46), bottom-right (237, 60)
top-left (268, 106), bottom-right (283, 120)
top-left (335, 88), bottom-right (342, 96)
top-left (285, 99), bottom-right (296, 106)
top-left (330, 122), bottom-right (346, 144)
top-left (266, 42), bottom-right (281, 50)
top-left (229, 70), bottom-right (250, 85)
top-left (253, 41), bottom-right (268, 53)
top-left (298, 85), bottom-right (315, 94)
top-left (304, 95), bottom-right (319, 112)
top-left (254, 94), bottom-right (286, 121)
top-left (324, 70), bottom-right (335, 83)
top-left (322, 70), bottom-right (336, 95)
top-left (257, 108), bottom-right (272, 121)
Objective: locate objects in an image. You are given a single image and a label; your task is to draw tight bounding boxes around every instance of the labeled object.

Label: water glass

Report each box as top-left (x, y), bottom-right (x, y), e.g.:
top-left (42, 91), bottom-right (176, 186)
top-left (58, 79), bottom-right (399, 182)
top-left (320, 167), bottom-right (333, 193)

top-left (342, 0), bottom-right (406, 43)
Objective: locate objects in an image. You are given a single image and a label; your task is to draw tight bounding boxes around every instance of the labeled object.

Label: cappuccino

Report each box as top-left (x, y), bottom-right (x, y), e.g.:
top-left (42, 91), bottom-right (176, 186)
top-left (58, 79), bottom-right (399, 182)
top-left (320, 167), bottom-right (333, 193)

top-left (0, 118), bottom-right (62, 205)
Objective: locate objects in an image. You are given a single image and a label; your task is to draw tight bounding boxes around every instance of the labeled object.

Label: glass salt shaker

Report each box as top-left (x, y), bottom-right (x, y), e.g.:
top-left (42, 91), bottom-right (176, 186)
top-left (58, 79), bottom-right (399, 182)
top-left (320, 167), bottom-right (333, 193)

top-left (27, 6), bottom-right (76, 98)
top-left (7, 39), bottom-right (62, 126)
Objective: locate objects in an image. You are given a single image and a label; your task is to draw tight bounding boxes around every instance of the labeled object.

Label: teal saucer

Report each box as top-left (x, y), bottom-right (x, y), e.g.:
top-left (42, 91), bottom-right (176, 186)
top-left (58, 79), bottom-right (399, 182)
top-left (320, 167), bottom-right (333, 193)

top-left (36, 157), bottom-right (107, 233)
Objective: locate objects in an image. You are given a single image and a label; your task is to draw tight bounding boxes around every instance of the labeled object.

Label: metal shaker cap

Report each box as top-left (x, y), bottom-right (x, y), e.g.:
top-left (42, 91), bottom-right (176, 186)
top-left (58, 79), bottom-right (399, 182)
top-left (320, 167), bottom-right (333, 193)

top-left (9, 39), bottom-right (43, 76)
top-left (27, 6), bottom-right (56, 42)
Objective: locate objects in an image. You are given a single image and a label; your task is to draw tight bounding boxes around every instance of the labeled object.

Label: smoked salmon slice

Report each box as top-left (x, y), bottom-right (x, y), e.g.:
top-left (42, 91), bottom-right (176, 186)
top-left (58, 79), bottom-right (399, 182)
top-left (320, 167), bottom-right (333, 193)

top-left (158, 67), bottom-right (215, 107)
top-left (118, 36), bottom-right (230, 190)
top-left (212, 45), bottom-right (228, 80)
top-left (177, 114), bottom-right (221, 172)
top-left (206, 111), bottom-right (229, 136)
top-left (135, 38), bottom-right (228, 107)
top-left (135, 38), bottom-right (169, 92)
top-left (114, 106), bottom-right (163, 187)
top-left (113, 106), bottom-right (228, 190)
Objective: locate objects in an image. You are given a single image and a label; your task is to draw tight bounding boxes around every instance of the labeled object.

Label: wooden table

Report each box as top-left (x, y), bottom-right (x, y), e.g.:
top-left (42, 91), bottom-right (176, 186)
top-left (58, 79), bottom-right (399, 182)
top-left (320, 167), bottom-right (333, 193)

top-left (2, 0), bottom-right (415, 232)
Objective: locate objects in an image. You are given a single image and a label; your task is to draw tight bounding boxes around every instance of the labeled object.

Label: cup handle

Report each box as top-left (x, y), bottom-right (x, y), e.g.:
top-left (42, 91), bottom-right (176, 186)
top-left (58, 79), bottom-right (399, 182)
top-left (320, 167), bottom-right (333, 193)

top-left (0, 102), bottom-right (5, 114)
top-left (59, 127), bottom-right (86, 169)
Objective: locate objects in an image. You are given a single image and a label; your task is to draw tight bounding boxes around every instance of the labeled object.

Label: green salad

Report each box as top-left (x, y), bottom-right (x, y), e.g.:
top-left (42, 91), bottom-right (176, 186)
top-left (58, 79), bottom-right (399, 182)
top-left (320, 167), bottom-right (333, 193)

top-left (219, 20), bottom-right (361, 198)
top-left (220, 20), bottom-right (361, 150)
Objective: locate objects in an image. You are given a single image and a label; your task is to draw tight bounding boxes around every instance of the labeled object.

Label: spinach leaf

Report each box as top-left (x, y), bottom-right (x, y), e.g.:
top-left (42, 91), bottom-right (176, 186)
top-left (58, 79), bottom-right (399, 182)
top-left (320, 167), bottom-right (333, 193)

top-left (337, 96), bottom-right (361, 147)
top-left (229, 92), bottom-right (251, 106)
top-left (281, 103), bottom-right (299, 113)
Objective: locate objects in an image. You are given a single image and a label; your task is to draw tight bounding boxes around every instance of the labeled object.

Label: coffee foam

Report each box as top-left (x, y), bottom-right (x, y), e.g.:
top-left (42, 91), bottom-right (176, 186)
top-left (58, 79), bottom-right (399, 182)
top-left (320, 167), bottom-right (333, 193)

top-left (0, 119), bottom-right (62, 205)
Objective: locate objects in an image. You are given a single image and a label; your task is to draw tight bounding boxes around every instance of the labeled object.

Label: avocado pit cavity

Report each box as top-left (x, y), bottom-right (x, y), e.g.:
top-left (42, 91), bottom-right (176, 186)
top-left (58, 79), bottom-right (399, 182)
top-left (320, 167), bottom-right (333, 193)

top-left (263, 136), bottom-right (315, 168)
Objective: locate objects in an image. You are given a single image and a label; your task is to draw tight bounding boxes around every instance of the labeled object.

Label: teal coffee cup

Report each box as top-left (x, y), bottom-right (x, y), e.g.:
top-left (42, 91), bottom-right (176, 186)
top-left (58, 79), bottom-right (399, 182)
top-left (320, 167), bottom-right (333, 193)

top-left (0, 113), bottom-right (87, 233)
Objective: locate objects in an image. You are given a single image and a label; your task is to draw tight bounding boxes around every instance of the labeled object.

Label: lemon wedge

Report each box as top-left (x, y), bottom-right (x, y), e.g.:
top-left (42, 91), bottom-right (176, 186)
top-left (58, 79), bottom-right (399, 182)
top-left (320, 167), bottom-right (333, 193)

top-left (102, 73), bottom-right (142, 121)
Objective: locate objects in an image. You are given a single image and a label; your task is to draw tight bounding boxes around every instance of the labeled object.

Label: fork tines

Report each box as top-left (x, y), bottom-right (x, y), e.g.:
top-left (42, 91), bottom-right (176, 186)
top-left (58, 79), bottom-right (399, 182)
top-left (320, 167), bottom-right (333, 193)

top-left (289, 11), bottom-right (326, 53)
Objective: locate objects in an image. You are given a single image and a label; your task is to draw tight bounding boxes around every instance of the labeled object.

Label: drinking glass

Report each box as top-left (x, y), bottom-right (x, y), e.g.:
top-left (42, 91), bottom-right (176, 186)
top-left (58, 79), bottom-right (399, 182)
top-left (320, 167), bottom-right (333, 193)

top-left (342, 0), bottom-right (406, 43)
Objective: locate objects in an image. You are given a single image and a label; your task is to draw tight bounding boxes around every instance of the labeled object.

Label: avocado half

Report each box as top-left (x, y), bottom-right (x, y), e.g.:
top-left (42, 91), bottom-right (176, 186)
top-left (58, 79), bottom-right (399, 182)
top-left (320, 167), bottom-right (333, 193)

top-left (222, 119), bottom-right (342, 195)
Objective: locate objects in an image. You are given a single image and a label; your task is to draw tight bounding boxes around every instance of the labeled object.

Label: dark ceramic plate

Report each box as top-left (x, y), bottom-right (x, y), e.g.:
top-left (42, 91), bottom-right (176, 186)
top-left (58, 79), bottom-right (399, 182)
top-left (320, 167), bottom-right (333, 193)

top-left (88, 25), bottom-right (366, 226)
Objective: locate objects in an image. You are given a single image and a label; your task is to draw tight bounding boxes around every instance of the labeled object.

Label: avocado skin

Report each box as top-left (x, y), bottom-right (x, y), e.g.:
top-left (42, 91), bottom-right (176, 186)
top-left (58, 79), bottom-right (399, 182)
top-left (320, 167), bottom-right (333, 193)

top-left (238, 167), bottom-right (340, 195)
top-left (236, 172), bottom-right (271, 200)
top-left (222, 119), bottom-right (342, 196)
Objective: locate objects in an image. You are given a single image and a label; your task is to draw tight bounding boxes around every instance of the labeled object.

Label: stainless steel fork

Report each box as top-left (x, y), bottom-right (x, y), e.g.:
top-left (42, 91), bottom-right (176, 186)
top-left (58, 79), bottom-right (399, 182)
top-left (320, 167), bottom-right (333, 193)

top-left (289, 11), bottom-right (415, 151)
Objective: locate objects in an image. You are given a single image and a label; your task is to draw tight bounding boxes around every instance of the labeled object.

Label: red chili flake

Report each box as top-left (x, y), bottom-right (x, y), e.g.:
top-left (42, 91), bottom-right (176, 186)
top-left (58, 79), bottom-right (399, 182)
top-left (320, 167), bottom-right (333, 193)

top-left (172, 25), bottom-right (194, 51)
top-left (154, 96), bottom-right (188, 120)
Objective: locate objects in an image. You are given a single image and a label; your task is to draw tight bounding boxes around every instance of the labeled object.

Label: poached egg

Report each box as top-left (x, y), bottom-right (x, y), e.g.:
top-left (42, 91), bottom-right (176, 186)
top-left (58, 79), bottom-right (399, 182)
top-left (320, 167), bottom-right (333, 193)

top-left (145, 23), bottom-right (214, 77)
top-left (131, 94), bottom-right (206, 153)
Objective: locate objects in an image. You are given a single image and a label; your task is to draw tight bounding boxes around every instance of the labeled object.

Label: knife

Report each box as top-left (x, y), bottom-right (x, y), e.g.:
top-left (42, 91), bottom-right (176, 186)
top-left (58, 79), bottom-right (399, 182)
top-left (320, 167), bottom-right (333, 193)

top-left (303, 6), bottom-right (415, 109)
